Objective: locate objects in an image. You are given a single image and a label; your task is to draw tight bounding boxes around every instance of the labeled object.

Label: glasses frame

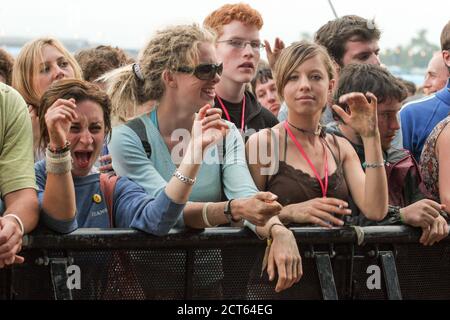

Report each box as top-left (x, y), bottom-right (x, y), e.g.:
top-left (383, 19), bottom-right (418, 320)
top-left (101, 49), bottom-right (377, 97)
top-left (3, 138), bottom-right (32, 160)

top-left (216, 39), bottom-right (265, 51)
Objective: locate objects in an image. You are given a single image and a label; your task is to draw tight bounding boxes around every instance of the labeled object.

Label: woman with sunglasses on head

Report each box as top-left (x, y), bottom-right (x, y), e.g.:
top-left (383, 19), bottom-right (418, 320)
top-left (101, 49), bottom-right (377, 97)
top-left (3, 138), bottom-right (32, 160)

top-left (105, 24), bottom-right (301, 293)
top-left (36, 78), bottom-right (227, 235)
top-left (12, 38), bottom-right (82, 160)
top-left (247, 41), bottom-right (388, 229)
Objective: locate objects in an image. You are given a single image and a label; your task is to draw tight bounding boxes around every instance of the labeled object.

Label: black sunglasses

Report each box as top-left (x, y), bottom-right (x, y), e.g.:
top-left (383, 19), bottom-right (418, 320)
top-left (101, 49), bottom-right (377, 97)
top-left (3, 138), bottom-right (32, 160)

top-left (176, 63), bottom-right (223, 81)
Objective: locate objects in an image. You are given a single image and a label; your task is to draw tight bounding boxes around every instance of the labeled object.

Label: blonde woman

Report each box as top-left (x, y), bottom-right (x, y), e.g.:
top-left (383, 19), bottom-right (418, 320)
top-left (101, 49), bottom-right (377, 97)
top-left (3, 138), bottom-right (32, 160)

top-left (12, 38), bottom-right (82, 159)
top-left (105, 24), bottom-right (301, 292)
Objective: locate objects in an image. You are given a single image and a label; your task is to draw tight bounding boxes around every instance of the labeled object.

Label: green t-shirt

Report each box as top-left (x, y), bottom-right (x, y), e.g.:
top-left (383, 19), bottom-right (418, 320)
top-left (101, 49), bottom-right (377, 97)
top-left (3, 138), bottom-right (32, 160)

top-left (0, 83), bottom-right (36, 199)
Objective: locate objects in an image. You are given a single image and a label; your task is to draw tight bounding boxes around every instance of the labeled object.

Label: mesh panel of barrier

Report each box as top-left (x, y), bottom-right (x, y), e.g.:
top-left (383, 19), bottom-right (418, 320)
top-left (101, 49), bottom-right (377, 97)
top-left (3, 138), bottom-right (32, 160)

top-left (3, 228), bottom-right (450, 300)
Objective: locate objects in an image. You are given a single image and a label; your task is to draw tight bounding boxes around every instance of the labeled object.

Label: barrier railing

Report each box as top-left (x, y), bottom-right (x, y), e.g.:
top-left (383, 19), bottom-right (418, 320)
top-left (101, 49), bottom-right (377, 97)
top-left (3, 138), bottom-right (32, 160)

top-left (1, 226), bottom-right (449, 300)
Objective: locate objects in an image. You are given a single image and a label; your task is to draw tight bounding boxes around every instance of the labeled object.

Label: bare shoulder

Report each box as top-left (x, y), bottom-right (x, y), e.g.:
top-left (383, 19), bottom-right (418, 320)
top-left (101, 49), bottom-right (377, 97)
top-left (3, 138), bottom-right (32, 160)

top-left (246, 125), bottom-right (282, 148)
top-left (436, 119), bottom-right (450, 155)
top-left (327, 133), bottom-right (357, 160)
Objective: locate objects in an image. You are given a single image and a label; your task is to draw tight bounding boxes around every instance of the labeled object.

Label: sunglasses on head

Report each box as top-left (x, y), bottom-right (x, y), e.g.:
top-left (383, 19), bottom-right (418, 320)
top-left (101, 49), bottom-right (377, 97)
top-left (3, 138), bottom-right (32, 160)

top-left (176, 63), bottom-right (223, 81)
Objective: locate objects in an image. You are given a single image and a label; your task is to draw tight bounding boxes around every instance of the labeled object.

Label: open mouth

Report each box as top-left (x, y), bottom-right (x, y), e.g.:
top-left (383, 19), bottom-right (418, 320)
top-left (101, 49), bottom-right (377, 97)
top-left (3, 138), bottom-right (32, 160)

top-left (73, 151), bottom-right (93, 169)
top-left (238, 62), bottom-right (254, 70)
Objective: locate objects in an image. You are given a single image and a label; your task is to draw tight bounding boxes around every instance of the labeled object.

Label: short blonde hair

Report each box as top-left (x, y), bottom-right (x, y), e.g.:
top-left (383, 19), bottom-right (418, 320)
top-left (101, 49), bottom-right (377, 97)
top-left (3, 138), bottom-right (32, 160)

top-left (103, 24), bottom-right (216, 123)
top-left (12, 37), bottom-right (82, 107)
top-left (274, 41), bottom-right (335, 101)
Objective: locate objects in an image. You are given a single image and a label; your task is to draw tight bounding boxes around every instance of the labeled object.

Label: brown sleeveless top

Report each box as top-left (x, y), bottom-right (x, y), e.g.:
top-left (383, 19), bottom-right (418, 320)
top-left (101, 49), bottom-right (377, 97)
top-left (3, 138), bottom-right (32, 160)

top-left (266, 129), bottom-right (350, 207)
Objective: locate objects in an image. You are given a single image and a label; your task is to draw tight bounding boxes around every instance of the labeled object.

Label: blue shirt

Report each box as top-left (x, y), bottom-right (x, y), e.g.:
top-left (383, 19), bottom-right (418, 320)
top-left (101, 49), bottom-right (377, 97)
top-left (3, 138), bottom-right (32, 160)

top-left (108, 114), bottom-right (259, 226)
top-left (35, 160), bottom-right (184, 235)
top-left (401, 79), bottom-right (450, 161)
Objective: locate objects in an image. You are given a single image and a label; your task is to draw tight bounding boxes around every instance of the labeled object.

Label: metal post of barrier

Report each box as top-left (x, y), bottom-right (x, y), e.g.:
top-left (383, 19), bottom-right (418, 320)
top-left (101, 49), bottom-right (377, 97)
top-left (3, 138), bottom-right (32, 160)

top-left (315, 252), bottom-right (338, 300)
top-left (379, 251), bottom-right (402, 300)
top-left (49, 258), bottom-right (73, 300)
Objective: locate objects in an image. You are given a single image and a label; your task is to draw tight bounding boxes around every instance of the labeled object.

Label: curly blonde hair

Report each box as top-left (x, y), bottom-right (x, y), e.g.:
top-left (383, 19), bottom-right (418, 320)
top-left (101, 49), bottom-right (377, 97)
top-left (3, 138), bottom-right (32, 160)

top-left (203, 3), bottom-right (263, 37)
top-left (12, 38), bottom-right (82, 107)
top-left (103, 24), bottom-right (216, 124)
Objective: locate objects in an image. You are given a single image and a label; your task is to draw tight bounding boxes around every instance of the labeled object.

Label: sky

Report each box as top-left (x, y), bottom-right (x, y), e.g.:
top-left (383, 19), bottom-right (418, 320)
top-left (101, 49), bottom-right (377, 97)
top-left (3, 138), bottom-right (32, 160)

top-left (0, 0), bottom-right (448, 51)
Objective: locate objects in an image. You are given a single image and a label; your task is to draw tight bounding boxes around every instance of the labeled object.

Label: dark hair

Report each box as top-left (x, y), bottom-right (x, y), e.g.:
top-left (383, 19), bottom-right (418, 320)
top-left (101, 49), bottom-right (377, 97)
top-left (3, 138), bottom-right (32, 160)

top-left (314, 15), bottom-right (381, 67)
top-left (0, 48), bottom-right (14, 85)
top-left (251, 61), bottom-right (273, 93)
top-left (38, 79), bottom-right (112, 149)
top-left (75, 45), bottom-right (134, 82)
top-left (441, 20), bottom-right (450, 51)
top-left (396, 77), bottom-right (416, 96)
top-left (333, 64), bottom-right (407, 119)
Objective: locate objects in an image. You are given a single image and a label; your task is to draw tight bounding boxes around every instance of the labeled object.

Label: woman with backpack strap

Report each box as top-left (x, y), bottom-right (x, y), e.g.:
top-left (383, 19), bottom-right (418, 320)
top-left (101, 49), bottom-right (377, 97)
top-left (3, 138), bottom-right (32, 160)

top-left (104, 24), bottom-right (301, 293)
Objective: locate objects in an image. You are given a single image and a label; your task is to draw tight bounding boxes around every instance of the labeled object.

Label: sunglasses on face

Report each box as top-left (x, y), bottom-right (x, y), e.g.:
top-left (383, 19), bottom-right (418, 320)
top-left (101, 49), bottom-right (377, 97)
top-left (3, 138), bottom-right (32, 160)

top-left (176, 63), bottom-right (223, 81)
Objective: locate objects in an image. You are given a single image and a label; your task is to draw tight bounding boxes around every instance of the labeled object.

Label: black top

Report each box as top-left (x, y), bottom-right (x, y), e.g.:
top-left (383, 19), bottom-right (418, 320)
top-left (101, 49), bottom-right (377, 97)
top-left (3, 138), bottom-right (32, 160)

top-left (214, 91), bottom-right (279, 141)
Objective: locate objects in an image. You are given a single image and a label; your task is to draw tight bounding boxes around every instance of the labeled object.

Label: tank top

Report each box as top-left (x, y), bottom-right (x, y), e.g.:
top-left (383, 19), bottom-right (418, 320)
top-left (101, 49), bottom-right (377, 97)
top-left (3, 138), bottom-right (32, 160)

top-left (266, 128), bottom-right (350, 207)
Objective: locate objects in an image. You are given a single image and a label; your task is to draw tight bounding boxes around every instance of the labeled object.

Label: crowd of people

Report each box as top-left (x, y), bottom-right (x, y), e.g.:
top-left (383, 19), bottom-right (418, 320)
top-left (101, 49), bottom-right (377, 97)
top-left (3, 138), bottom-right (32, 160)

top-left (0, 3), bottom-right (449, 293)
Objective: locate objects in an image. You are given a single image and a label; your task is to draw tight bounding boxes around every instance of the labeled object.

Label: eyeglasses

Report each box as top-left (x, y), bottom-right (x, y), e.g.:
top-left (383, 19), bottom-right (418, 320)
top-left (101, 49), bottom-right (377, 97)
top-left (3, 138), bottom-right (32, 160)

top-left (176, 63), bottom-right (223, 81)
top-left (217, 39), bottom-right (265, 51)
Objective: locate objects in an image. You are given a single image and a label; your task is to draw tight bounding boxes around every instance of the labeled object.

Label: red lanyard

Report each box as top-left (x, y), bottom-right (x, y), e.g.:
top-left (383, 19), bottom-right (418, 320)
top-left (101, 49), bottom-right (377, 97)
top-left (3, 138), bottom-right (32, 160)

top-left (284, 121), bottom-right (329, 198)
top-left (216, 95), bottom-right (246, 132)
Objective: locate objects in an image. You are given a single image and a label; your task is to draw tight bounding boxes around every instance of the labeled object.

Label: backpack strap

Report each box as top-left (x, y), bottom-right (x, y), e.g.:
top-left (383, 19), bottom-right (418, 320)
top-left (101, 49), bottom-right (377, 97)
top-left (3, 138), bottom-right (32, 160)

top-left (99, 173), bottom-right (119, 227)
top-left (125, 117), bottom-right (152, 159)
top-left (218, 136), bottom-right (227, 201)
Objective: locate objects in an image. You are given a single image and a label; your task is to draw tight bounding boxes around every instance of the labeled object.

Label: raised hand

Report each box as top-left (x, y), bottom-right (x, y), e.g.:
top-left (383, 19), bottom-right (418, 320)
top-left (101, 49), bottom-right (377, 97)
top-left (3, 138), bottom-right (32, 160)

top-left (192, 104), bottom-right (228, 152)
top-left (45, 98), bottom-right (78, 149)
top-left (332, 92), bottom-right (379, 138)
top-left (264, 37), bottom-right (285, 70)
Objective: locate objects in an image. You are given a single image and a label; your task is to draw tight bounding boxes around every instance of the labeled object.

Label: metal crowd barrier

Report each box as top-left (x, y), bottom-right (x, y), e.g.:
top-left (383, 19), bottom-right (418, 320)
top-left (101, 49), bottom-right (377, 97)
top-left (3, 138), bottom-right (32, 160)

top-left (1, 226), bottom-right (449, 300)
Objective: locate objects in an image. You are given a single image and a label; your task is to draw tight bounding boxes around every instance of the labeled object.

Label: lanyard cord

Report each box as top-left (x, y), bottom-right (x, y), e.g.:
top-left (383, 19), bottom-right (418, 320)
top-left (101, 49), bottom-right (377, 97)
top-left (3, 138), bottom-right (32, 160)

top-left (284, 121), bottom-right (329, 198)
top-left (216, 95), bottom-right (246, 132)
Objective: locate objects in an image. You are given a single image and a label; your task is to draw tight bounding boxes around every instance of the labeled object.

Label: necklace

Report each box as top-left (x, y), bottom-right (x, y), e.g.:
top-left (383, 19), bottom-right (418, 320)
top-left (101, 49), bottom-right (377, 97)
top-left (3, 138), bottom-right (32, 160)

top-left (287, 121), bottom-right (323, 136)
top-left (284, 121), bottom-right (329, 198)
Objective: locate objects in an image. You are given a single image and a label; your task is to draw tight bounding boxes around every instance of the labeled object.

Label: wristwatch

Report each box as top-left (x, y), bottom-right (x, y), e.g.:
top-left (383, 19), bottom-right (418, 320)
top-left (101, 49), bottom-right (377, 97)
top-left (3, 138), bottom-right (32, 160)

top-left (224, 199), bottom-right (240, 223)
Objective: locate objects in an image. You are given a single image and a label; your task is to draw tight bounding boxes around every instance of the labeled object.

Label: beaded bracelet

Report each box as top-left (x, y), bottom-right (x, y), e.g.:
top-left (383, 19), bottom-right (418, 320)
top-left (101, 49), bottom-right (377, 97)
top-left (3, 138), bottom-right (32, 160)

top-left (47, 140), bottom-right (71, 154)
top-left (362, 160), bottom-right (386, 169)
